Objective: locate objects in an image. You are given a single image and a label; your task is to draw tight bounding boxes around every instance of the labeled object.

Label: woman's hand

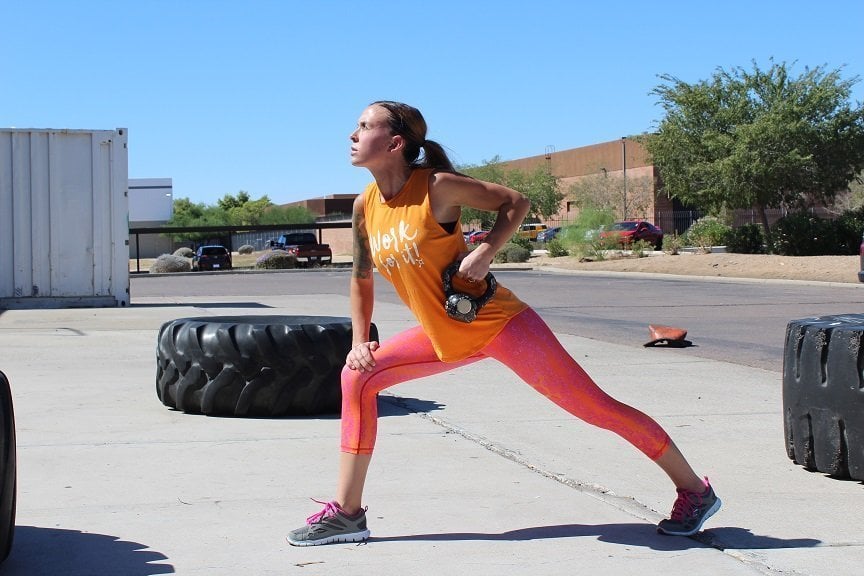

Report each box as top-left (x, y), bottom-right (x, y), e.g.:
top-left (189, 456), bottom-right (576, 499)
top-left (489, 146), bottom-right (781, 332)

top-left (456, 248), bottom-right (492, 283)
top-left (346, 341), bottom-right (379, 372)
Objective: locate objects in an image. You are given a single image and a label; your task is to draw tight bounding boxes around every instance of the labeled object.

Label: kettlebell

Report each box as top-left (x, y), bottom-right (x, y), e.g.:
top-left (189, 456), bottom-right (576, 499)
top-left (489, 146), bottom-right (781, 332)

top-left (442, 262), bottom-right (497, 323)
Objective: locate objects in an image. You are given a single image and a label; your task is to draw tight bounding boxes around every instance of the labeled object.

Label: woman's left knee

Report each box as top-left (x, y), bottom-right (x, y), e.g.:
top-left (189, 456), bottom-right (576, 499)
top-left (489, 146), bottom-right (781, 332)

top-left (341, 365), bottom-right (365, 399)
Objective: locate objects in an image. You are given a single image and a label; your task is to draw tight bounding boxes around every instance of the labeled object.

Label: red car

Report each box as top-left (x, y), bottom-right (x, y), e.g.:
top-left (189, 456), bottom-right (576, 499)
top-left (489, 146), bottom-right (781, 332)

top-left (858, 232), bottom-right (864, 282)
top-left (600, 221), bottom-right (664, 250)
top-left (467, 230), bottom-right (490, 244)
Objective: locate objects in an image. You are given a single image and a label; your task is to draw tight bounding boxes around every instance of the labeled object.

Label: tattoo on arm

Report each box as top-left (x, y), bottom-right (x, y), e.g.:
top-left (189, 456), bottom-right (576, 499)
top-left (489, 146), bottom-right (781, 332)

top-left (353, 209), bottom-right (373, 279)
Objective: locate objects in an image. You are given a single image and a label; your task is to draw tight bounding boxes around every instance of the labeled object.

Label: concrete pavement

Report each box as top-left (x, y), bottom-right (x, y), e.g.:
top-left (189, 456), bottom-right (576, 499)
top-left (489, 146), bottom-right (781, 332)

top-left (0, 278), bottom-right (860, 575)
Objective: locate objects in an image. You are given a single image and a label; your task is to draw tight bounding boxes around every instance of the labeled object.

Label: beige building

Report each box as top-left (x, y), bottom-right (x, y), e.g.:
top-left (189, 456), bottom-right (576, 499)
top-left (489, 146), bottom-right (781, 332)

top-left (503, 138), bottom-right (680, 232)
top-left (285, 194), bottom-right (356, 221)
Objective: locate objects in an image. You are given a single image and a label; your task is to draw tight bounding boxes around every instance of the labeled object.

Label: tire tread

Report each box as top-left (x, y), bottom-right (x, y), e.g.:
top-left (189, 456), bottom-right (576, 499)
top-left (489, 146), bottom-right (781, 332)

top-left (156, 316), bottom-right (377, 417)
top-left (783, 315), bottom-right (864, 480)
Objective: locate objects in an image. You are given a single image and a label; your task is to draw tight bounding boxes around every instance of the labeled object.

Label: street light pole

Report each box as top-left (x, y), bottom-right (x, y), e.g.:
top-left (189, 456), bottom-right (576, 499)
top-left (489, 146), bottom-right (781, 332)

top-left (621, 136), bottom-right (627, 218)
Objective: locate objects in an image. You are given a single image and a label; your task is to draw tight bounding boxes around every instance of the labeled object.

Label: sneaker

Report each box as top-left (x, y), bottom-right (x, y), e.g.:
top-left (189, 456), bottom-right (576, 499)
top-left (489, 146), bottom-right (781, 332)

top-left (657, 478), bottom-right (721, 536)
top-left (287, 500), bottom-right (370, 546)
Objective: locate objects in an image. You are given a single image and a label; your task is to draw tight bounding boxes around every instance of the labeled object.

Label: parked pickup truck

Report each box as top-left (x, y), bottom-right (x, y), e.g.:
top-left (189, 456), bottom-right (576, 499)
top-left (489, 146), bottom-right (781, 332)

top-left (269, 232), bottom-right (333, 266)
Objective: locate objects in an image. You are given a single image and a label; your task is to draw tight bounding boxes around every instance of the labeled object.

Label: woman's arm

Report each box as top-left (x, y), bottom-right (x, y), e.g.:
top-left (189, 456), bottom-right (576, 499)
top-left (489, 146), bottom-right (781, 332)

top-left (347, 192), bottom-right (379, 372)
top-left (429, 171), bottom-right (531, 280)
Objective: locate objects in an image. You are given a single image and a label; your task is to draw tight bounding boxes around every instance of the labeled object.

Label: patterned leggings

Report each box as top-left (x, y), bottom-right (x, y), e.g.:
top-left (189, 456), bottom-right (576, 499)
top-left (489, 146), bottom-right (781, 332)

top-left (340, 308), bottom-right (671, 460)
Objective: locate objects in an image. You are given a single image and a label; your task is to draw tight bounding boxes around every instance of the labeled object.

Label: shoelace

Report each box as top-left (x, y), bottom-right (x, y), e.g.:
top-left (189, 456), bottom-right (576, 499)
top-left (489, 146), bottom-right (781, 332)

top-left (306, 499), bottom-right (342, 525)
top-left (669, 488), bottom-right (704, 521)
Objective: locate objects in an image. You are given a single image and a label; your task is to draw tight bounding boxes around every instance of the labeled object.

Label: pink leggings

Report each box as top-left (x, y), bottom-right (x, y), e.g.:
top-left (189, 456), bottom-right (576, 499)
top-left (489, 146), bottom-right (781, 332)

top-left (340, 308), bottom-right (671, 460)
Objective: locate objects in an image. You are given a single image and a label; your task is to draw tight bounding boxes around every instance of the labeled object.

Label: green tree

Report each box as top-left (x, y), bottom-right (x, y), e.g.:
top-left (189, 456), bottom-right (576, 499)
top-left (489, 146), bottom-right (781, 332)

top-left (836, 170), bottom-right (864, 213)
top-left (164, 194), bottom-right (318, 243)
top-left (646, 60), bottom-right (864, 247)
top-left (214, 191), bottom-right (317, 226)
top-left (459, 156), bottom-right (564, 229)
top-left (506, 164), bottom-right (563, 219)
top-left (217, 191), bottom-right (251, 212)
top-left (217, 191), bottom-right (272, 225)
top-left (164, 198), bottom-right (231, 241)
top-left (259, 204), bottom-right (316, 225)
top-left (167, 197), bottom-right (204, 224)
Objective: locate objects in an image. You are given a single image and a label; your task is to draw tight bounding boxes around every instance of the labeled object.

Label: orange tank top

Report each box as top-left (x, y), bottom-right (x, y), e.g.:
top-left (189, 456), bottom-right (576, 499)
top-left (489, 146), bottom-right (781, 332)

top-left (363, 168), bottom-right (528, 362)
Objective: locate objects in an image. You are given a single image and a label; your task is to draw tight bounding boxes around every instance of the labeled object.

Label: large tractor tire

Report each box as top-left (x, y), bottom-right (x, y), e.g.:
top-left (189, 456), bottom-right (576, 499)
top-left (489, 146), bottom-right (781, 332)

top-left (783, 314), bottom-right (864, 480)
top-left (0, 371), bottom-right (16, 563)
top-left (156, 316), bottom-right (378, 417)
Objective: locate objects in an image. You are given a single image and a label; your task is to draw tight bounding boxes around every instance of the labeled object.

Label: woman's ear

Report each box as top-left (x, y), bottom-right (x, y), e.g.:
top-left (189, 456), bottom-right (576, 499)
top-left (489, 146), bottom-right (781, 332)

top-left (388, 135), bottom-right (404, 151)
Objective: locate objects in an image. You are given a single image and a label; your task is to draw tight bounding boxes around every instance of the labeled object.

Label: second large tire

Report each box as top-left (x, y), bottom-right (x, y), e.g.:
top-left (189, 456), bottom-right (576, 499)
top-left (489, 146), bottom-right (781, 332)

top-left (156, 316), bottom-right (378, 417)
top-left (0, 371), bottom-right (16, 564)
top-left (783, 314), bottom-right (864, 480)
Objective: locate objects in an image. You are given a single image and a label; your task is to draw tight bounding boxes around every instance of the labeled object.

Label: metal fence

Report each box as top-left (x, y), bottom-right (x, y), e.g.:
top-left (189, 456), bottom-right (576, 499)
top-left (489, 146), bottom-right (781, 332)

top-left (129, 221), bottom-right (352, 261)
top-left (232, 228), bottom-right (318, 251)
top-left (546, 207), bottom-right (839, 236)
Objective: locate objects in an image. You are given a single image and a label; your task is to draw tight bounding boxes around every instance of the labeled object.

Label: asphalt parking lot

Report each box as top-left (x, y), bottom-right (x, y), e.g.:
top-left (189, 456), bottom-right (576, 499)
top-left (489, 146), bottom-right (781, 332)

top-left (0, 269), bottom-right (860, 575)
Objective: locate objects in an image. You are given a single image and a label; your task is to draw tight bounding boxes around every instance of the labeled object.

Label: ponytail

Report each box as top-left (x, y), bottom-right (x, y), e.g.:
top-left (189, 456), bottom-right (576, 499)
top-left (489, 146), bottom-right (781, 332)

top-left (371, 100), bottom-right (456, 173)
top-left (416, 139), bottom-right (455, 172)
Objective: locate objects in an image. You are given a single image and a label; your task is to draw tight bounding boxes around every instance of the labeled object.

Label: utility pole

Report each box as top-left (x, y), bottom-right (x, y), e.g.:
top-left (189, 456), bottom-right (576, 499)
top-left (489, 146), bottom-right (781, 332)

top-left (621, 137), bottom-right (628, 218)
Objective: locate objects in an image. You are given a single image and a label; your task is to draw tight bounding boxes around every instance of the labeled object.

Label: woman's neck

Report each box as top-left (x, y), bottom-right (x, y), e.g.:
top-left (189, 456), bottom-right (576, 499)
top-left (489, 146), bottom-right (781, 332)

top-left (370, 165), bottom-right (413, 201)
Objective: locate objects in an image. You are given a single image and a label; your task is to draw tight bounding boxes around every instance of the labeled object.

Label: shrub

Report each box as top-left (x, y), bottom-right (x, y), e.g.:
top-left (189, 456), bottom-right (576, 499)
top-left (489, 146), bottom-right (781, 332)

top-left (493, 243), bottom-right (531, 263)
top-left (833, 206), bottom-right (864, 255)
top-left (563, 238), bottom-right (608, 261)
top-left (684, 217), bottom-right (731, 252)
top-left (238, 244), bottom-right (255, 255)
top-left (596, 234), bottom-right (621, 251)
top-left (255, 250), bottom-right (297, 269)
top-left (770, 213), bottom-right (843, 256)
top-left (572, 207), bottom-right (615, 240)
top-left (509, 235), bottom-right (533, 250)
top-left (630, 239), bottom-right (651, 258)
top-left (663, 233), bottom-right (684, 255)
top-left (546, 239), bottom-right (569, 257)
top-left (150, 254), bottom-right (191, 273)
top-left (173, 247), bottom-right (194, 258)
top-left (583, 239), bottom-right (608, 261)
top-left (726, 224), bottom-right (766, 254)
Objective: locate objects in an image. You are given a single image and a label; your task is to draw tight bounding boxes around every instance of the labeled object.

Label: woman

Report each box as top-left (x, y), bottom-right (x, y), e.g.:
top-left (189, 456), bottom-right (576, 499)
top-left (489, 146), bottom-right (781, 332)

top-left (287, 101), bottom-right (720, 546)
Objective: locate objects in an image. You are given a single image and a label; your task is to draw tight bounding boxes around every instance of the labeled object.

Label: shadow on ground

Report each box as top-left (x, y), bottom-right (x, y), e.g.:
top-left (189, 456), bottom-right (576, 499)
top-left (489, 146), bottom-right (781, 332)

top-left (370, 522), bottom-right (821, 552)
top-left (378, 395), bottom-right (446, 416)
top-left (0, 526), bottom-right (173, 575)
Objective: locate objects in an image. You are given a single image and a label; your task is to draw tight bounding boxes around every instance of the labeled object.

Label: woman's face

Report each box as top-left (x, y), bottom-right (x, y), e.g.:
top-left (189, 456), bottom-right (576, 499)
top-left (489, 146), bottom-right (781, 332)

top-left (349, 105), bottom-right (395, 167)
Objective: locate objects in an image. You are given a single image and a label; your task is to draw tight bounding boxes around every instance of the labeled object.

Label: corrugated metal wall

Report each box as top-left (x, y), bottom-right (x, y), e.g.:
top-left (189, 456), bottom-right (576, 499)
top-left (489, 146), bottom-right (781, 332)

top-left (0, 128), bottom-right (129, 308)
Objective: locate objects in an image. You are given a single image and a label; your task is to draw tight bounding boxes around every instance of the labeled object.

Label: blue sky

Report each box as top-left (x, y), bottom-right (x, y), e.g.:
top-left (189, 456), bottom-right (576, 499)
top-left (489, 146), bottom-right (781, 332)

top-left (3, 0), bottom-right (862, 206)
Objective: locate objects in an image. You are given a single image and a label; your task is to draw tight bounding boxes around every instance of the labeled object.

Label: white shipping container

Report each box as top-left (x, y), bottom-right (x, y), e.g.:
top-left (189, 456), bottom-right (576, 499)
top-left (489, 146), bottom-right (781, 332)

top-left (0, 128), bottom-right (130, 308)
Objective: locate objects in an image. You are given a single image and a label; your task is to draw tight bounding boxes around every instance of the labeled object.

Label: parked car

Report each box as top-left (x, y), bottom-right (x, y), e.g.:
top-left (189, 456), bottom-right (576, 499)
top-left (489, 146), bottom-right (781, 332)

top-left (599, 221), bottom-right (664, 250)
top-left (193, 245), bottom-right (232, 271)
top-left (858, 233), bottom-right (864, 282)
top-left (584, 226), bottom-right (603, 241)
top-left (467, 230), bottom-right (490, 244)
top-left (517, 223), bottom-right (548, 241)
top-left (270, 233), bottom-right (332, 266)
top-left (536, 227), bottom-right (561, 242)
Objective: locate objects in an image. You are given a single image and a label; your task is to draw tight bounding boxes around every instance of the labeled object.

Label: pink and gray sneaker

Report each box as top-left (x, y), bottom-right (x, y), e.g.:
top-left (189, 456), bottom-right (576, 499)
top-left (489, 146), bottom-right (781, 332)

top-left (287, 500), bottom-right (370, 546)
top-left (657, 477), bottom-right (721, 536)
